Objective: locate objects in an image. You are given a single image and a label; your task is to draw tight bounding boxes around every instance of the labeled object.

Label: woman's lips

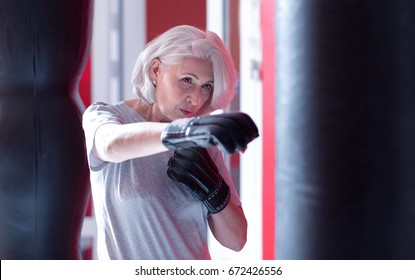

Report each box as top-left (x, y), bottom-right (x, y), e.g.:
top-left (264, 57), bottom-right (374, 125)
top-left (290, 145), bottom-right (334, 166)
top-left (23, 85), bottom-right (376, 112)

top-left (180, 109), bottom-right (192, 116)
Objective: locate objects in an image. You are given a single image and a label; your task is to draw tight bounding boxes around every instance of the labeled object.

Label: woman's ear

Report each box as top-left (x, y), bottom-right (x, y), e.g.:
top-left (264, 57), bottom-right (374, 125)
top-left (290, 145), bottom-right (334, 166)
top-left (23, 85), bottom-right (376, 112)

top-left (150, 58), bottom-right (161, 82)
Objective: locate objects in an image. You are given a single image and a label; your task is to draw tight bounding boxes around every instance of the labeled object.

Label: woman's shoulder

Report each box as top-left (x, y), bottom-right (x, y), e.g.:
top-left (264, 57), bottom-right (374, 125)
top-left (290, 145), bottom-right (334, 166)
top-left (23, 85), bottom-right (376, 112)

top-left (82, 101), bottom-right (122, 124)
top-left (123, 99), bottom-right (153, 121)
top-left (85, 100), bottom-right (132, 115)
top-left (85, 101), bottom-right (117, 113)
top-left (84, 100), bottom-right (147, 123)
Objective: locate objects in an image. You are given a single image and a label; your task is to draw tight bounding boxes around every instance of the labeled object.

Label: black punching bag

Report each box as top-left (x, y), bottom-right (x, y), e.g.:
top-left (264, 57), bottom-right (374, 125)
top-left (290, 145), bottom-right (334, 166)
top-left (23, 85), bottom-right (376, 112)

top-left (276, 0), bottom-right (415, 259)
top-left (0, 0), bottom-right (93, 259)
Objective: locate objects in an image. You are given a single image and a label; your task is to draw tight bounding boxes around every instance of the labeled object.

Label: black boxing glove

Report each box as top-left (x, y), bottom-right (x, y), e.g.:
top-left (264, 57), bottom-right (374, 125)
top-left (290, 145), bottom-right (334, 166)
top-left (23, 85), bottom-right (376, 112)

top-left (161, 112), bottom-right (259, 154)
top-left (167, 147), bottom-right (230, 214)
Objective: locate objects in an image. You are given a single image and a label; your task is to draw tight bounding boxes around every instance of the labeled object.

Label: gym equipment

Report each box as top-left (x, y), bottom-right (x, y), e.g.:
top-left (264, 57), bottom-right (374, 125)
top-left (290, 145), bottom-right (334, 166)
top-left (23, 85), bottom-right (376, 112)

top-left (0, 0), bottom-right (93, 259)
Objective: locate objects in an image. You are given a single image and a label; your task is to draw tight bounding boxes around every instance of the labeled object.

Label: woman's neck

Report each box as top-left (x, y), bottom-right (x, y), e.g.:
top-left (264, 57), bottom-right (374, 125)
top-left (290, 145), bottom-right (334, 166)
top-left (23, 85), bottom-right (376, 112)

top-left (124, 99), bottom-right (169, 122)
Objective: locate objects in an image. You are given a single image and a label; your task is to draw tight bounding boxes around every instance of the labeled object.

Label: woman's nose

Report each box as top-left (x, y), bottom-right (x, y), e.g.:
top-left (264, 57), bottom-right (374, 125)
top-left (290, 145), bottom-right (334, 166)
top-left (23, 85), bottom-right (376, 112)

top-left (186, 89), bottom-right (203, 105)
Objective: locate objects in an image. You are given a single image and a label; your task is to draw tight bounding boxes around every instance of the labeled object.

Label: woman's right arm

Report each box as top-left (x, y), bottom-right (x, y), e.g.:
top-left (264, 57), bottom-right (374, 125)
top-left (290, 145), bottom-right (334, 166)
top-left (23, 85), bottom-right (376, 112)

top-left (93, 122), bottom-right (169, 163)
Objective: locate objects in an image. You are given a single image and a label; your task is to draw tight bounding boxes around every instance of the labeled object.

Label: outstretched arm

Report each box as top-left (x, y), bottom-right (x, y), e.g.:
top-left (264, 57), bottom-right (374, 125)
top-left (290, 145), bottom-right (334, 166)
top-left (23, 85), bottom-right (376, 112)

top-left (93, 122), bottom-right (169, 162)
top-left (94, 111), bottom-right (258, 163)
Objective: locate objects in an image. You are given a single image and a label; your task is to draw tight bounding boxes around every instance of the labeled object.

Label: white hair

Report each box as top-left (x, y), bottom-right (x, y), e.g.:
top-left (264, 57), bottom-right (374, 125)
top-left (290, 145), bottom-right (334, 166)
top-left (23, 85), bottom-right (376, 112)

top-left (131, 25), bottom-right (237, 112)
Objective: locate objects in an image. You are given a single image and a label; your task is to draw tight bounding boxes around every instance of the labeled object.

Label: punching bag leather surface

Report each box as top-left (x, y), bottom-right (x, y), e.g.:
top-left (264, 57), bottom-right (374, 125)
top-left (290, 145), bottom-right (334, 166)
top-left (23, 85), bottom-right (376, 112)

top-left (0, 0), bottom-right (93, 259)
top-left (276, 0), bottom-right (415, 259)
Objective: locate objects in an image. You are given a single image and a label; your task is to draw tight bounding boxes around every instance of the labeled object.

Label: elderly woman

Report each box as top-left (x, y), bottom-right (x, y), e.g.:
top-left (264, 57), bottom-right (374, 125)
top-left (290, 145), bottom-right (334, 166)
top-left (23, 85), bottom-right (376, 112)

top-left (82, 25), bottom-right (258, 260)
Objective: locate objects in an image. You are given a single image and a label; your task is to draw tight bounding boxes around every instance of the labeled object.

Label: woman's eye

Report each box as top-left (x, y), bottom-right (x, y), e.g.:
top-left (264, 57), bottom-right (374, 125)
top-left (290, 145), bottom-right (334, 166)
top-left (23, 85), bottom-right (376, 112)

top-left (202, 83), bottom-right (213, 91)
top-left (181, 77), bottom-right (192, 84)
top-left (201, 83), bottom-right (213, 94)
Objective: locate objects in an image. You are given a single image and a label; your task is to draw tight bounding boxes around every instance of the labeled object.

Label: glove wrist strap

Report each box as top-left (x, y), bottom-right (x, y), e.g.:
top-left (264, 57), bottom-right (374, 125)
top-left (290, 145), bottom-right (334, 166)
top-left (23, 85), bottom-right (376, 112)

top-left (203, 177), bottom-right (230, 214)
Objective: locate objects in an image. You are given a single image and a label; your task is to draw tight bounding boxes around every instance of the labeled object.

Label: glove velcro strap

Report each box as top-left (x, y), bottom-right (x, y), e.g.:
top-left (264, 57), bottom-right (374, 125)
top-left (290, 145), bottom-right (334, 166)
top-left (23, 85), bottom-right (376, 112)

top-left (203, 177), bottom-right (230, 214)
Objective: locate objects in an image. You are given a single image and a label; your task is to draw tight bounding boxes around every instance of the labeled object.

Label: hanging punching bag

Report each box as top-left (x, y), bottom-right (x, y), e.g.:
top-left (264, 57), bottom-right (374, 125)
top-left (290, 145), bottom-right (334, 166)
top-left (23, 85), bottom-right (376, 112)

top-left (0, 0), bottom-right (93, 259)
top-left (276, 0), bottom-right (415, 259)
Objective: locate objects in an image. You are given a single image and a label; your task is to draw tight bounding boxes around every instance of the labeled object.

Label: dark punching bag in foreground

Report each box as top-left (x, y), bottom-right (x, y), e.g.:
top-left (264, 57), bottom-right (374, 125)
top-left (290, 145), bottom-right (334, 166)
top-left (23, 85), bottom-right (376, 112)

top-left (276, 0), bottom-right (415, 259)
top-left (0, 0), bottom-right (93, 259)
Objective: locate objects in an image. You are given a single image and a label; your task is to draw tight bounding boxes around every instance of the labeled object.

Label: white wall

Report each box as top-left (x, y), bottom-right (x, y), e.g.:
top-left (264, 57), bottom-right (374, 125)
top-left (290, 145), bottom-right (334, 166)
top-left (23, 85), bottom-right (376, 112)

top-left (91, 0), bottom-right (145, 104)
top-left (238, 0), bottom-right (263, 260)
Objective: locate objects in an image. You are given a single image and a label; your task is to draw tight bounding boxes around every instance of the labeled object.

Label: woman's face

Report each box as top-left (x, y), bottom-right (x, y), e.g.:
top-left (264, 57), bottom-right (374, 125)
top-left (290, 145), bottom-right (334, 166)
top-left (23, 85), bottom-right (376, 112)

top-left (151, 57), bottom-right (214, 122)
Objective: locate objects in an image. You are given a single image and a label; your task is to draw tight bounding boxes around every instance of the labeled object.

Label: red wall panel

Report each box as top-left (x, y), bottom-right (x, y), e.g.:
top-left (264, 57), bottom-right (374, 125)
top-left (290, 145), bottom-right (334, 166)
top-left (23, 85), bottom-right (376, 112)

top-left (146, 0), bottom-right (206, 42)
top-left (79, 55), bottom-right (91, 108)
top-left (261, 0), bottom-right (276, 260)
top-left (79, 54), bottom-right (92, 217)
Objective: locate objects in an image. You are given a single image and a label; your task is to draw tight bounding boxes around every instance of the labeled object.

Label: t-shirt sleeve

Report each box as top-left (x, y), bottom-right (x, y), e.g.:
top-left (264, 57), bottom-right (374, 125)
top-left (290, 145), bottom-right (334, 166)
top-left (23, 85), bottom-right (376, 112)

top-left (82, 102), bottom-right (122, 172)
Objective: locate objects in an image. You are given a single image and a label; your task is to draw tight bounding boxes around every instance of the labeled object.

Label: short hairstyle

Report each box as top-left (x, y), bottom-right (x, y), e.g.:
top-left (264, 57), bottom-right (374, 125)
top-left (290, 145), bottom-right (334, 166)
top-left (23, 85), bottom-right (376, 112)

top-left (131, 25), bottom-right (237, 112)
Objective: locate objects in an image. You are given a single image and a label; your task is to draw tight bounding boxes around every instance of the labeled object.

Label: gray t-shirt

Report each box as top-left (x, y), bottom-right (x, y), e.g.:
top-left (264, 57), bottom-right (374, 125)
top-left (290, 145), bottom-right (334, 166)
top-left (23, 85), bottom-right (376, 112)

top-left (82, 101), bottom-right (241, 260)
